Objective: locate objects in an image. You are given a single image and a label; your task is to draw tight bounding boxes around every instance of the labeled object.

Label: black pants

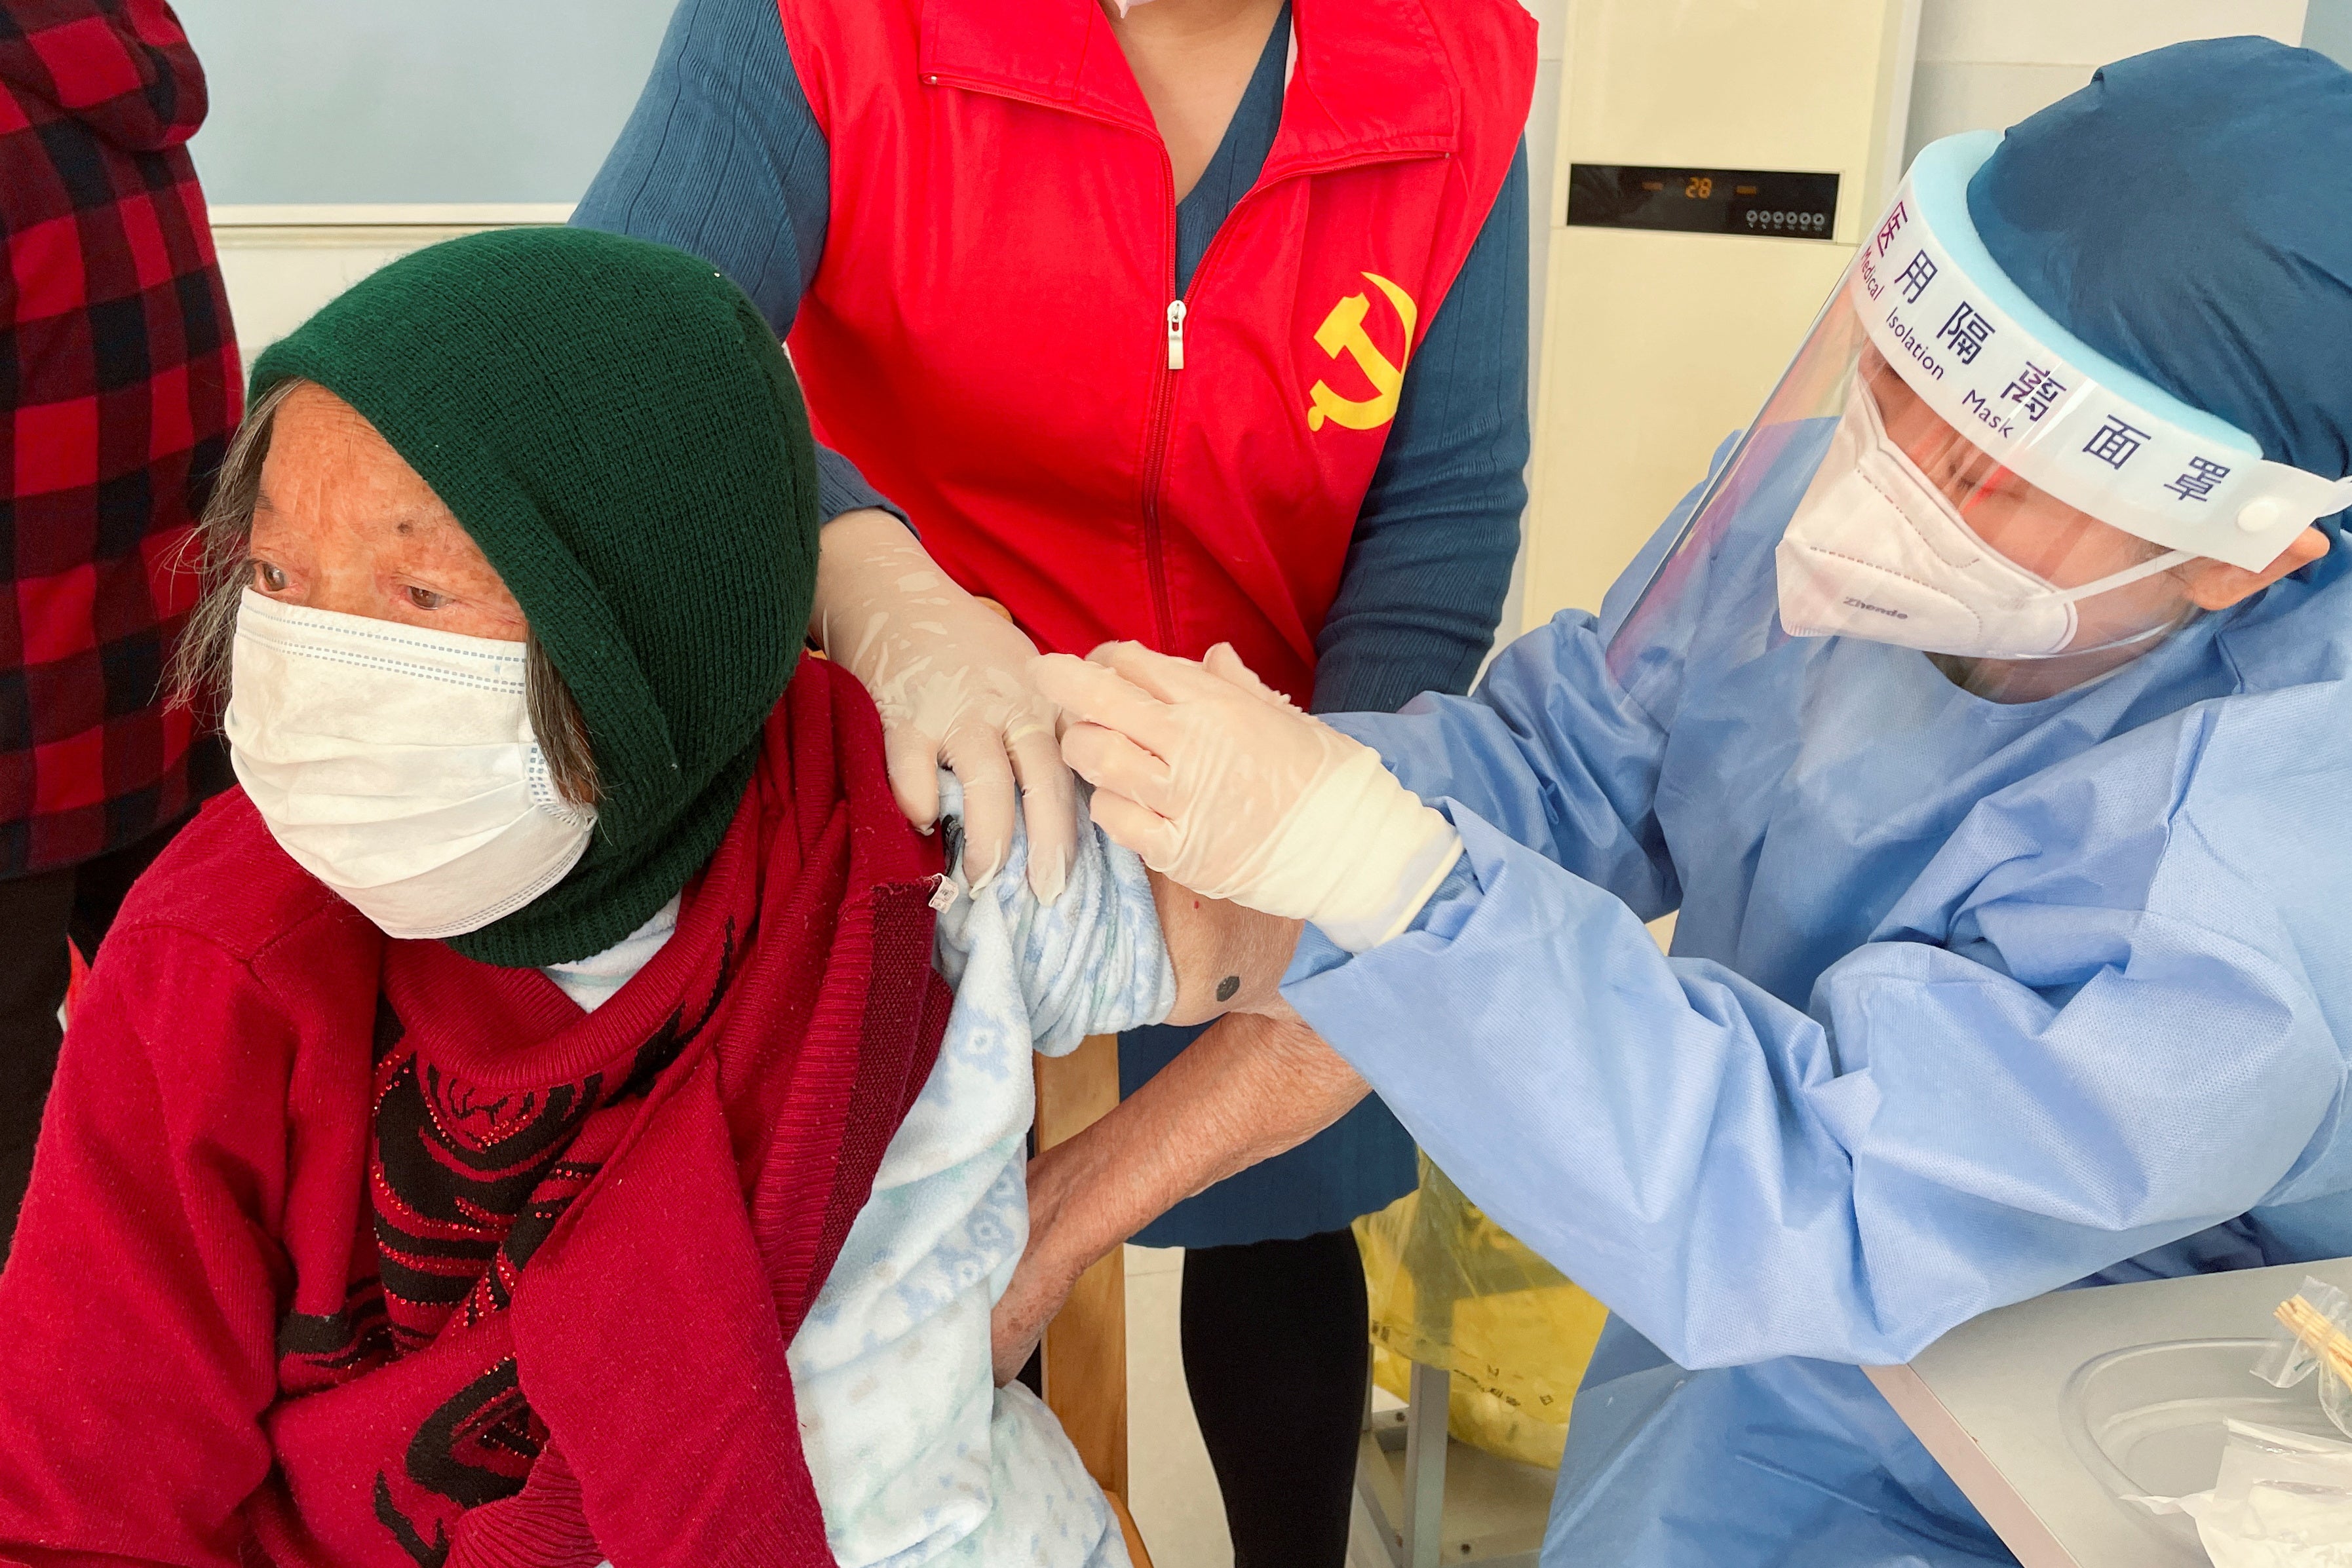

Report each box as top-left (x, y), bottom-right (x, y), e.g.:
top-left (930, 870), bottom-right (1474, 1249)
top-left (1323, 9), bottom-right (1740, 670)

top-left (0, 813), bottom-right (193, 1261)
top-left (1181, 1227), bottom-right (1370, 1568)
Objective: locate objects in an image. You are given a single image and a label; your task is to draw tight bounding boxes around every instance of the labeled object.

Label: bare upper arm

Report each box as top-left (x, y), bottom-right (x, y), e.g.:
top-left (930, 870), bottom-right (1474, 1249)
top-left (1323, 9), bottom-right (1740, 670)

top-left (1148, 869), bottom-right (1301, 1025)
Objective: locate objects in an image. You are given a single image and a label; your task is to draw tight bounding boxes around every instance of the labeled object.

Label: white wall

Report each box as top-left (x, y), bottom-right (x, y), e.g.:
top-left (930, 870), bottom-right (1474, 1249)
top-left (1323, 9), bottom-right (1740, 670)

top-left (1904, 0), bottom-right (2308, 161)
top-left (2309, 0), bottom-right (2352, 62)
top-left (204, 1), bottom-right (1571, 369)
top-left (177, 0), bottom-right (671, 206)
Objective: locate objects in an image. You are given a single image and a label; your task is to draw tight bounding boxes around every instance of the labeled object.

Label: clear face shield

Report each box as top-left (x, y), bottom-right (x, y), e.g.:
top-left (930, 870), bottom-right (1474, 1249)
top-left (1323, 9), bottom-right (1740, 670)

top-left (1608, 131), bottom-right (2352, 702)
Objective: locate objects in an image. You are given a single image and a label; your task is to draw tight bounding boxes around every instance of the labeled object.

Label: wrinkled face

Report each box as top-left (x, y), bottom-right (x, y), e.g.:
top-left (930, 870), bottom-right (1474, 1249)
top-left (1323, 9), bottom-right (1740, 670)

top-left (248, 383), bottom-right (526, 641)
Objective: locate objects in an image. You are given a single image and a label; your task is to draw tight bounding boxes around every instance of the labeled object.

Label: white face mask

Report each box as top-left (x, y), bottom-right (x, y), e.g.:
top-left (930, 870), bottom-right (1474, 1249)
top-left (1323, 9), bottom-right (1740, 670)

top-left (1775, 384), bottom-right (2193, 659)
top-left (225, 590), bottom-right (596, 941)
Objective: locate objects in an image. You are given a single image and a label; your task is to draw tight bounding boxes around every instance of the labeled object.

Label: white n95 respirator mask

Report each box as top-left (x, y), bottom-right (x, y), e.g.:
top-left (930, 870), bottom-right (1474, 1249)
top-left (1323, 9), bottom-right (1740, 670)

top-left (1775, 383), bottom-right (2192, 659)
top-left (225, 590), bottom-right (597, 941)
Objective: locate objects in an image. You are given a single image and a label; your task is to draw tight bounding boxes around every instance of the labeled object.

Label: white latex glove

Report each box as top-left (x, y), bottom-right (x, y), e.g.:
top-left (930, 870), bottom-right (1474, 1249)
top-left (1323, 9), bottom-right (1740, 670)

top-left (1033, 641), bottom-right (1461, 951)
top-left (810, 511), bottom-right (1074, 900)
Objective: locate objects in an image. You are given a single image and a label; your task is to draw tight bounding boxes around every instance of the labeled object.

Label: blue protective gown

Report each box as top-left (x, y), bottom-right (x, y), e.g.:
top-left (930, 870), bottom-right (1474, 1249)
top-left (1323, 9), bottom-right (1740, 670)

top-left (1284, 422), bottom-right (2352, 1566)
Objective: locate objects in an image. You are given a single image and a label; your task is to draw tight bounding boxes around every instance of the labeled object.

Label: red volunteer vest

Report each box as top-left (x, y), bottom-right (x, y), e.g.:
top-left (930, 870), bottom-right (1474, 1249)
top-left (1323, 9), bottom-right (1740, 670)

top-left (779, 0), bottom-right (1535, 701)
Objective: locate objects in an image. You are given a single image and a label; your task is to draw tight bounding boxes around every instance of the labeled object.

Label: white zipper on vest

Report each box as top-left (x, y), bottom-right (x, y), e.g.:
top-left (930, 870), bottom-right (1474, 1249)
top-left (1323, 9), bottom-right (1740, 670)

top-left (1166, 299), bottom-right (1187, 370)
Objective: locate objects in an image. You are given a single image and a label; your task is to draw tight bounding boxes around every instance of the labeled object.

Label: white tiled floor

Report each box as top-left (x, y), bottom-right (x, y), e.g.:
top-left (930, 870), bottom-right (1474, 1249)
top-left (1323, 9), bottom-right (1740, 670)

top-left (1123, 1245), bottom-right (1556, 1568)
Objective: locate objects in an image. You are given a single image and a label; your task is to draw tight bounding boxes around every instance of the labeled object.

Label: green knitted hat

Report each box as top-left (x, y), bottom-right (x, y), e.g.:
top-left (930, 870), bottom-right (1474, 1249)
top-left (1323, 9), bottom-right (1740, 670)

top-left (251, 227), bottom-right (820, 968)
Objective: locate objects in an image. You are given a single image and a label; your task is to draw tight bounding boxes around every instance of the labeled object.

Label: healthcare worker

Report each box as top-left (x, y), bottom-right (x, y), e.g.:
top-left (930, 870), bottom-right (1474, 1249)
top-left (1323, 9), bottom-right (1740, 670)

top-left (1038, 39), bottom-right (2352, 1565)
top-left (575, 0), bottom-right (1535, 1558)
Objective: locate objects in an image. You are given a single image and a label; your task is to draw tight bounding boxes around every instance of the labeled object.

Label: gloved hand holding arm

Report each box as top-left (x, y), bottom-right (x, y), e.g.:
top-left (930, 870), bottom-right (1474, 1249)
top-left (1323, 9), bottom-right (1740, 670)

top-left (1044, 634), bottom-right (2345, 1370)
top-left (1035, 641), bottom-right (1463, 949)
top-left (1037, 590), bottom-right (1689, 932)
top-left (813, 510), bottom-right (1075, 899)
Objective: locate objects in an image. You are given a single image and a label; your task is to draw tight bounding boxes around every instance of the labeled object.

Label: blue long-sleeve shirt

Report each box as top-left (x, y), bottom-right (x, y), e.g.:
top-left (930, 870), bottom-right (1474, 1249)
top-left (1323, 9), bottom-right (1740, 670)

top-left (574, 0), bottom-right (1530, 718)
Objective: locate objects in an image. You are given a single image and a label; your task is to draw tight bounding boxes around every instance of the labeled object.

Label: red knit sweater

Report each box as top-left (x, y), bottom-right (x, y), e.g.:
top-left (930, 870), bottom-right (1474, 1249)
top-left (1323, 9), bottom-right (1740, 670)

top-left (0, 660), bottom-right (948, 1566)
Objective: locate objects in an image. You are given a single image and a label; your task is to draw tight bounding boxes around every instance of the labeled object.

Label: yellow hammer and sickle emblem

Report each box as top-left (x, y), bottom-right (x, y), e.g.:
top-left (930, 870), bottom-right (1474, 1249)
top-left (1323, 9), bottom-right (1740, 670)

top-left (1306, 271), bottom-right (1418, 432)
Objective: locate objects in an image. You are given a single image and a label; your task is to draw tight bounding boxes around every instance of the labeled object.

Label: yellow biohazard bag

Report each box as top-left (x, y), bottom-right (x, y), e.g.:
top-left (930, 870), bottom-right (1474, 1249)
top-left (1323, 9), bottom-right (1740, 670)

top-left (1354, 1155), bottom-right (1610, 1468)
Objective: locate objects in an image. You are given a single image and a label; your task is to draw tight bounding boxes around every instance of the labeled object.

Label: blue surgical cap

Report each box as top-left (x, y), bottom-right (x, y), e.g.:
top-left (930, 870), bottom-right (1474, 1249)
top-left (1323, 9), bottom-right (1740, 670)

top-left (1969, 37), bottom-right (2352, 510)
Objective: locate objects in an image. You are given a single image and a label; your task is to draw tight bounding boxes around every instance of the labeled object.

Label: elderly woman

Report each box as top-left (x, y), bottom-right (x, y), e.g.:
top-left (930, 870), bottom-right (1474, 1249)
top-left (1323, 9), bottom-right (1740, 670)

top-left (0, 228), bottom-right (1302, 1567)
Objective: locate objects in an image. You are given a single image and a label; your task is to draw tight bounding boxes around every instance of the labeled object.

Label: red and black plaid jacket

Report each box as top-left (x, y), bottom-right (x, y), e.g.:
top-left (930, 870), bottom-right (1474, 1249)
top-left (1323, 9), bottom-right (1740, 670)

top-left (1, 0), bottom-right (237, 876)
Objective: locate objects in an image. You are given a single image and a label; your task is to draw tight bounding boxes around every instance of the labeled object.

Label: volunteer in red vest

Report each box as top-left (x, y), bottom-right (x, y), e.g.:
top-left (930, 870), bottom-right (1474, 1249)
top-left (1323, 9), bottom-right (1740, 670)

top-left (578, 1), bottom-right (1534, 1556)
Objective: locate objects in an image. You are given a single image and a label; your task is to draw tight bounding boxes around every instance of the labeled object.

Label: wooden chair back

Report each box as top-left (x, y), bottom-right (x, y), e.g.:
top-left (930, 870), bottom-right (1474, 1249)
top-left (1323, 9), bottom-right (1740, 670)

top-left (1034, 1034), bottom-right (1155, 1567)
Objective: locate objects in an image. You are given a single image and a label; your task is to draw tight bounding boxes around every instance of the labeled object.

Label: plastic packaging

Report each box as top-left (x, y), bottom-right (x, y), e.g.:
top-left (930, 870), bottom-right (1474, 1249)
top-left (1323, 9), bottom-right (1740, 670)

top-left (2135, 1420), bottom-right (2352, 1567)
top-left (1354, 1156), bottom-right (1609, 1467)
top-left (2256, 1277), bottom-right (2352, 1441)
